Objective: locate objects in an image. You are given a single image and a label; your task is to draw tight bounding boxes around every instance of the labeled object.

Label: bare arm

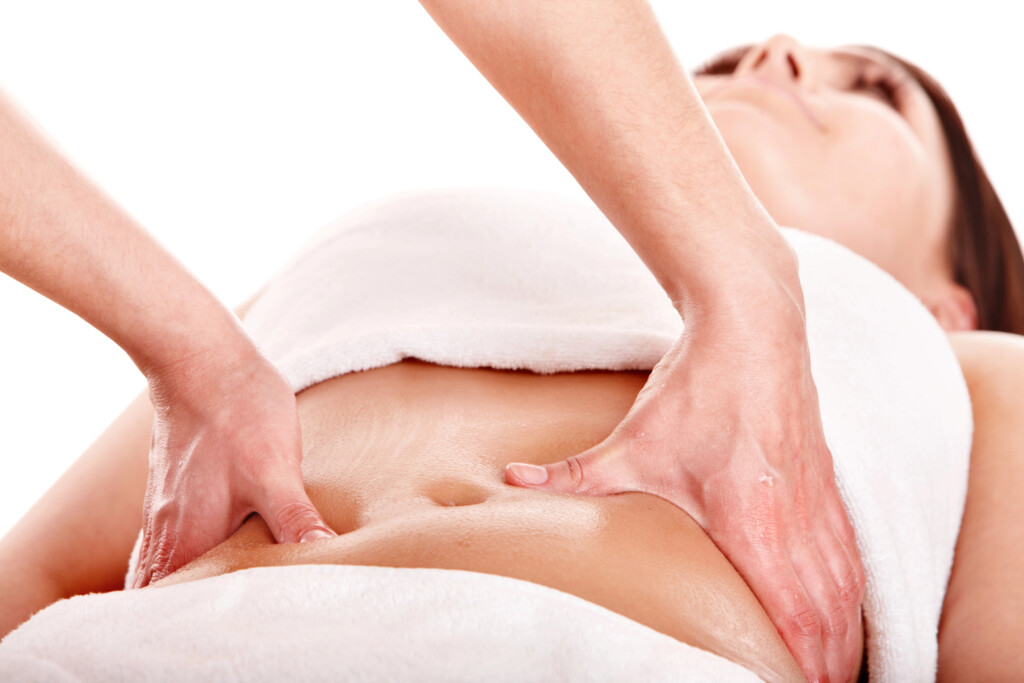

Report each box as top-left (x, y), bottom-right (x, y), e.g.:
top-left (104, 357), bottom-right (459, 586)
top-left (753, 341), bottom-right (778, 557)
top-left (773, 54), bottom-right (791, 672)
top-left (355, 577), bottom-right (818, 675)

top-left (0, 295), bottom-right (265, 640)
top-left (418, 3), bottom-right (864, 680)
top-left (416, 0), bottom-right (796, 312)
top-left (0, 86), bottom-right (334, 588)
top-left (0, 89), bottom-right (248, 381)
top-left (939, 331), bottom-right (1024, 680)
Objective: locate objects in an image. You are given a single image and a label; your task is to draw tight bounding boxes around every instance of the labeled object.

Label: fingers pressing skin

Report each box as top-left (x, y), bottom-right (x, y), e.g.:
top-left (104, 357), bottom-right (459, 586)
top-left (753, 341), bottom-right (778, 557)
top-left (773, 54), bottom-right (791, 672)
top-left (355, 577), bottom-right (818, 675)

top-left (746, 557), bottom-right (829, 682)
top-left (132, 474), bottom-right (338, 588)
top-left (505, 311), bottom-right (866, 682)
top-left (815, 480), bottom-right (866, 678)
top-left (505, 443), bottom-right (636, 496)
top-left (256, 471), bottom-right (336, 544)
top-left (131, 346), bottom-right (336, 589)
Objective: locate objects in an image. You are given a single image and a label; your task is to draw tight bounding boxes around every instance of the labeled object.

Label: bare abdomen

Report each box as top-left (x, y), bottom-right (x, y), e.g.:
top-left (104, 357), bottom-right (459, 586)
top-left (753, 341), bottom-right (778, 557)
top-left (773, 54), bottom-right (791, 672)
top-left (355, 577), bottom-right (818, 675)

top-left (157, 360), bottom-right (804, 680)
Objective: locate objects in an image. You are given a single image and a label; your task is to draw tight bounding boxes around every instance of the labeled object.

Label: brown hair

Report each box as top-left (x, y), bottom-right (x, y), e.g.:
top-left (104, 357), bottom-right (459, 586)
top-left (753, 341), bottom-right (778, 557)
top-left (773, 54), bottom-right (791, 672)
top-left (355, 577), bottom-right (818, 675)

top-left (694, 46), bottom-right (1024, 334)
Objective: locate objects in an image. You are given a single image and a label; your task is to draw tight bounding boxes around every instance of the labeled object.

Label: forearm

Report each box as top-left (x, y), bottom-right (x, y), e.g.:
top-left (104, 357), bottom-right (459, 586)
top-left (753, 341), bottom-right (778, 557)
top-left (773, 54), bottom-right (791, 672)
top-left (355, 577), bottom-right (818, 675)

top-left (0, 89), bottom-right (247, 377)
top-left (417, 0), bottom-right (798, 314)
top-left (0, 291), bottom-right (268, 639)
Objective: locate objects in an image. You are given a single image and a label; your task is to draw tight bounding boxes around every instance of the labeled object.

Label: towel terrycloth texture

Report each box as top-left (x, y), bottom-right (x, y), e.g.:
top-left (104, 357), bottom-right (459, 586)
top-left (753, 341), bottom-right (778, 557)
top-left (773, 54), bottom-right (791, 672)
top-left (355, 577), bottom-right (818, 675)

top-left (0, 565), bottom-right (763, 682)
top-left (3, 187), bottom-right (971, 681)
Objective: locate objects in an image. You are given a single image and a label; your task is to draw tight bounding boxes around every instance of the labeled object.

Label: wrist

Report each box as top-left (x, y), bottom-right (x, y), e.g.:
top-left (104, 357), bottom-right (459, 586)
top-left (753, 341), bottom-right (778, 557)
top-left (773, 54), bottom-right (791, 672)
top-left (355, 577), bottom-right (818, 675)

top-left (668, 233), bottom-right (804, 326)
top-left (140, 313), bottom-right (268, 407)
top-left (129, 292), bottom-right (248, 374)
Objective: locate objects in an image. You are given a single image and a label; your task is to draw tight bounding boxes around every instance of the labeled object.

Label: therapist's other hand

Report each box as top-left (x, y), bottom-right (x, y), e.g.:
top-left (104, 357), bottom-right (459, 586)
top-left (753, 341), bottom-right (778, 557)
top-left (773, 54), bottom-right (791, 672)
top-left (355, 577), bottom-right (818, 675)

top-left (132, 344), bottom-right (335, 588)
top-left (505, 287), bottom-right (865, 683)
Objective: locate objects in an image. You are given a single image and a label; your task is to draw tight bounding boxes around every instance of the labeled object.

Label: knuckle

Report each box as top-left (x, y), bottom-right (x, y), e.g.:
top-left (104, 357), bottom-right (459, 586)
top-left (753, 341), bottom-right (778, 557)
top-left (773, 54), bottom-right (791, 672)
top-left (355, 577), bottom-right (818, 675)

top-left (855, 562), bottom-right (868, 596)
top-left (137, 528), bottom-right (153, 558)
top-left (144, 534), bottom-right (178, 585)
top-left (825, 600), bottom-right (850, 638)
top-left (564, 455), bottom-right (587, 491)
top-left (785, 607), bottom-right (822, 640)
top-left (835, 566), bottom-right (865, 605)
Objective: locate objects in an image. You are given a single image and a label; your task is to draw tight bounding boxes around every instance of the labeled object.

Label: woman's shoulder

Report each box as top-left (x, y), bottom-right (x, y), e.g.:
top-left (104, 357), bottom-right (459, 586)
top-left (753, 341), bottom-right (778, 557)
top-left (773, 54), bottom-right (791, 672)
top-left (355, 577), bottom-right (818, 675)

top-left (946, 329), bottom-right (1024, 387)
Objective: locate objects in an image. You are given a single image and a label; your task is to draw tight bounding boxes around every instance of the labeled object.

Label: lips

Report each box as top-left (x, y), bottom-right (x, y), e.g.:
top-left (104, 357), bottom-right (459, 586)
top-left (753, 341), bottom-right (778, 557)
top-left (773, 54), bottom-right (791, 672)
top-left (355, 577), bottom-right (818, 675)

top-left (703, 76), bottom-right (825, 131)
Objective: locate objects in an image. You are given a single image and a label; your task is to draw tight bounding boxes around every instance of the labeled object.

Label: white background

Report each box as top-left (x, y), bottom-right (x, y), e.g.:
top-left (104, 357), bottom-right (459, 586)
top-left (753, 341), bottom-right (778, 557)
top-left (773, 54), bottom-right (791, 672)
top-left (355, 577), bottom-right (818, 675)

top-left (0, 1), bottom-right (1020, 538)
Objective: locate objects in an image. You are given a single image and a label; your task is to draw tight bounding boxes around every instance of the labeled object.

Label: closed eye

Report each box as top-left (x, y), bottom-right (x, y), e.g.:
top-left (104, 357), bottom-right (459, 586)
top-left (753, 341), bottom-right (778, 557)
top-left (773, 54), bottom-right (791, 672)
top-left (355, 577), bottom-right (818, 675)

top-left (849, 71), bottom-right (909, 110)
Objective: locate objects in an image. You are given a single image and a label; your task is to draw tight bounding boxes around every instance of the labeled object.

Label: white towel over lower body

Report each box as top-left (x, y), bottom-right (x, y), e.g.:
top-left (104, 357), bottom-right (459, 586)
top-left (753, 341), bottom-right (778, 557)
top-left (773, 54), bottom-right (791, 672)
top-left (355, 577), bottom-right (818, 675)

top-left (0, 188), bottom-right (972, 681)
top-left (0, 565), bottom-right (762, 682)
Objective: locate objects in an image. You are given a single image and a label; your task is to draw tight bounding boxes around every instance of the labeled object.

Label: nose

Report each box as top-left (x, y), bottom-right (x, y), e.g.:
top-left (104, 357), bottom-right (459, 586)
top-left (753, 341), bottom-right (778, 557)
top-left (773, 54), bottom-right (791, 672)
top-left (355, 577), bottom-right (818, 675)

top-left (735, 34), bottom-right (811, 87)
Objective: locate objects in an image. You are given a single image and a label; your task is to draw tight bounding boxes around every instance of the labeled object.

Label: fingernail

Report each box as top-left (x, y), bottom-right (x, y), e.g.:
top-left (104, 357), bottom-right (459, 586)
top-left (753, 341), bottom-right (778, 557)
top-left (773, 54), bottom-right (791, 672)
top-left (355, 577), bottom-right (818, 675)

top-left (299, 529), bottom-right (336, 543)
top-left (508, 463), bottom-right (548, 485)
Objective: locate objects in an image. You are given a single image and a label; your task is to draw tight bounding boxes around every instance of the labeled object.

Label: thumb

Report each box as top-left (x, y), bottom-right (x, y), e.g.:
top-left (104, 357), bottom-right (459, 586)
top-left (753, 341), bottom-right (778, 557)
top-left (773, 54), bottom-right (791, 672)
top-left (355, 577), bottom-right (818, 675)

top-left (255, 474), bottom-right (337, 544)
top-left (505, 444), bottom-right (630, 496)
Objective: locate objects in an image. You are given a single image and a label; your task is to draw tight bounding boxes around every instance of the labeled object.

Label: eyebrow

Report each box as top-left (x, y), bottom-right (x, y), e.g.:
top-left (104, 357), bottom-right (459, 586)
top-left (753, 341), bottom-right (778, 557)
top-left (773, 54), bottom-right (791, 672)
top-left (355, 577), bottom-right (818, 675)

top-left (834, 46), bottom-right (915, 86)
top-left (835, 47), bottom-right (927, 110)
top-left (836, 47), bottom-right (939, 147)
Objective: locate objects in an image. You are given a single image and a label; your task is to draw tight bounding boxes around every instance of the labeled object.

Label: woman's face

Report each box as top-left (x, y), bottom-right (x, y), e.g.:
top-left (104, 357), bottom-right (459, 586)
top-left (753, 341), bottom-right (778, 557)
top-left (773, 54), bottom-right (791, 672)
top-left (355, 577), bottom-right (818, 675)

top-left (692, 35), bottom-right (956, 300)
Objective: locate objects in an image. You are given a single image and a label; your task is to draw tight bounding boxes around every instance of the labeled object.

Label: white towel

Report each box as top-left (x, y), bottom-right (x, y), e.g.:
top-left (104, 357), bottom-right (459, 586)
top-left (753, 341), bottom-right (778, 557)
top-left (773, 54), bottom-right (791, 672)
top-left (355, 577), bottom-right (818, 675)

top-left (3, 187), bottom-right (972, 681)
top-left (0, 565), bottom-right (763, 682)
top-left (240, 187), bottom-right (972, 680)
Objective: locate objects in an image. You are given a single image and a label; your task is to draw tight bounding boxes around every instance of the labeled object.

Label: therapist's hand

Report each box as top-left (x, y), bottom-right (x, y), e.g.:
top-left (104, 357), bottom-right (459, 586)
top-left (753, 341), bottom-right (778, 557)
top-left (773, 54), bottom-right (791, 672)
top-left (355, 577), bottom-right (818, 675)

top-left (132, 344), bottom-right (336, 588)
top-left (505, 277), bottom-right (865, 682)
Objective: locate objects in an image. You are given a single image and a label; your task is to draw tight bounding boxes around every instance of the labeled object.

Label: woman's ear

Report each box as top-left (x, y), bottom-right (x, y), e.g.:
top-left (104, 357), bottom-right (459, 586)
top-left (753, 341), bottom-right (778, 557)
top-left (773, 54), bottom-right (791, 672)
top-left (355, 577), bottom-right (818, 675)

top-left (925, 281), bottom-right (979, 332)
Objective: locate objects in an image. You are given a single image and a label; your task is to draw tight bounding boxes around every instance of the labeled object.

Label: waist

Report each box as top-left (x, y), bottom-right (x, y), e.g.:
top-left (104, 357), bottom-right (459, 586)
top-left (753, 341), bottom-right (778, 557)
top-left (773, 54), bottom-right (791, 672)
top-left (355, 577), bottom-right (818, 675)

top-left (156, 359), bottom-right (805, 680)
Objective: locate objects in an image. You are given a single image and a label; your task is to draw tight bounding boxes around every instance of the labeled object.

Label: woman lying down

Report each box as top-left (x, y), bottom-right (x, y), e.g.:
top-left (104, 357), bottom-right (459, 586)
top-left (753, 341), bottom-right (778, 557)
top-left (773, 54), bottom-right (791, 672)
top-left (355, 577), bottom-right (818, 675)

top-left (1, 35), bottom-right (1023, 683)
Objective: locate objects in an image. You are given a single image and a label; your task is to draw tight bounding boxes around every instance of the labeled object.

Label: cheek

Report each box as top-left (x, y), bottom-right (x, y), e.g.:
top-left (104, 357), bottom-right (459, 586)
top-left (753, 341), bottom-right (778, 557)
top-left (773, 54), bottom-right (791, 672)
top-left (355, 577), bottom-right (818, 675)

top-left (815, 107), bottom-right (933, 251)
top-left (825, 108), bottom-right (926, 209)
top-left (703, 102), bottom-right (825, 223)
top-left (708, 100), bottom-right (934, 277)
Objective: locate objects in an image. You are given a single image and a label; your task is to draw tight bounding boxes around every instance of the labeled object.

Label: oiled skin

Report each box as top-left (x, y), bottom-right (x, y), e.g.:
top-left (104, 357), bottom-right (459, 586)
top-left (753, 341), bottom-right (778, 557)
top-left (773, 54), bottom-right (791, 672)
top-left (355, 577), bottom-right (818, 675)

top-left (157, 359), bottom-right (849, 681)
